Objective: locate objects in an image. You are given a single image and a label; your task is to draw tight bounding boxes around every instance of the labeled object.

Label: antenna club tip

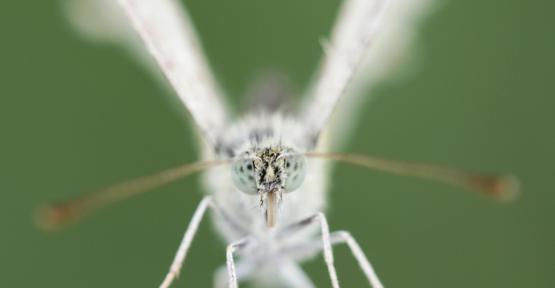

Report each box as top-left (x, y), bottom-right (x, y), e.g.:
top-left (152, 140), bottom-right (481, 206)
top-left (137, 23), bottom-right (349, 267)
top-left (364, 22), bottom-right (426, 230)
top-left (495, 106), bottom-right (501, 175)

top-left (35, 203), bottom-right (73, 231)
top-left (467, 173), bottom-right (521, 202)
top-left (494, 174), bottom-right (521, 202)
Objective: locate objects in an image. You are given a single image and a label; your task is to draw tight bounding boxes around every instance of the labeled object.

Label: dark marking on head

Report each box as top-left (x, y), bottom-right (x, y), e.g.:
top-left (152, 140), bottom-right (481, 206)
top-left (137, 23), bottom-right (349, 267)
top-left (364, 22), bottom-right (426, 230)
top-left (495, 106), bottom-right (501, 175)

top-left (248, 128), bottom-right (274, 143)
top-left (213, 140), bottom-right (236, 158)
top-left (225, 148), bottom-right (235, 158)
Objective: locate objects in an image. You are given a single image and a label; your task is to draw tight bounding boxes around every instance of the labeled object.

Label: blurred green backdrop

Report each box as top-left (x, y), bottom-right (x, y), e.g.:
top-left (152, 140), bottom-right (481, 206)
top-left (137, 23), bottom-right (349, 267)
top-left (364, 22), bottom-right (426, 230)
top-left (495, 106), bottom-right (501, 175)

top-left (1, 0), bottom-right (554, 287)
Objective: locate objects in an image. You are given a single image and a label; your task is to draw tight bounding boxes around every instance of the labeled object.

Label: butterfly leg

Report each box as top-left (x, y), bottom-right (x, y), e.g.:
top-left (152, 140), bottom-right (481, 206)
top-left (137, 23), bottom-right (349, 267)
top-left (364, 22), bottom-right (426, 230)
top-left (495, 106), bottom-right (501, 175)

top-left (330, 231), bottom-right (383, 288)
top-left (213, 260), bottom-right (254, 288)
top-left (278, 212), bottom-right (340, 288)
top-left (217, 252), bottom-right (313, 288)
top-left (281, 231), bottom-right (384, 288)
top-left (160, 196), bottom-right (213, 288)
top-left (226, 237), bottom-right (252, 288)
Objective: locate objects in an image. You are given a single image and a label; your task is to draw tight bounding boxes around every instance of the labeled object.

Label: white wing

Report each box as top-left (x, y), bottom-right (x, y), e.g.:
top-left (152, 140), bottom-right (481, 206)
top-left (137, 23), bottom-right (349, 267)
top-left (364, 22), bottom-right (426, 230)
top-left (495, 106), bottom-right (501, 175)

top-left (63, 0), bottom-right (167, 86)
top-left (302, 0), bottom-right (435, 148)
top-left (64, 0), bottom-right (229, 146)
top-left (118, 0), bottom-right (230, 146)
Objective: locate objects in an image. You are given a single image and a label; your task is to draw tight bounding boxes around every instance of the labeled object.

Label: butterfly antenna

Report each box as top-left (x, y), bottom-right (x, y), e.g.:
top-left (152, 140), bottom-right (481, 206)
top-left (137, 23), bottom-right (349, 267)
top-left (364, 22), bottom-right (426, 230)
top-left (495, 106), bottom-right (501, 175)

top-left (36, 159), bottom-right (230, 230)
top-left (306, 152), bottom-right (520, 201)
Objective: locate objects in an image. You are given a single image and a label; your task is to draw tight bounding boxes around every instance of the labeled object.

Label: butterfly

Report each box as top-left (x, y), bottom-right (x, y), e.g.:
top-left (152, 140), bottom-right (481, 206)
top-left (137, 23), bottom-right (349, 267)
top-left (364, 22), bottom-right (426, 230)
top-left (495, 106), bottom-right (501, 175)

top-left (40, 0), bottom-right (519, 287)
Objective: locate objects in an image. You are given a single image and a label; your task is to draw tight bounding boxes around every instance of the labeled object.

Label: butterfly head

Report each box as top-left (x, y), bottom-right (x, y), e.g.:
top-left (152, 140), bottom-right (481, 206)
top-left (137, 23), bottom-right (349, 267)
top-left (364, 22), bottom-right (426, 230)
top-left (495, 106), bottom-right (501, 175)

top-left (231, 146), bottom-right (306, 227)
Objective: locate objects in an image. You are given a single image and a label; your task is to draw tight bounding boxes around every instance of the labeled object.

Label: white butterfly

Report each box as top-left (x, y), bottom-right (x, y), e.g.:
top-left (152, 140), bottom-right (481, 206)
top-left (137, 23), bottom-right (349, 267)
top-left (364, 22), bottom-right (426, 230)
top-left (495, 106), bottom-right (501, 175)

top-left (42, 0), bottom-right (518, 287)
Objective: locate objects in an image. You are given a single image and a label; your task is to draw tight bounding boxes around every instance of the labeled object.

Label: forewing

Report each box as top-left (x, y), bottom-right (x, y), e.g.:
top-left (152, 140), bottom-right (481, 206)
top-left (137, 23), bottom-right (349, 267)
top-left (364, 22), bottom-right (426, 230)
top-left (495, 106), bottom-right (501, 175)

top-left (118, 0), bottom-right (230, 146)
top-left (63, 1), bottom-right (143, 59)
top-left (302, 0), bottom-right (435, 149)
top-left (64, 0), bottom-right (229, 146)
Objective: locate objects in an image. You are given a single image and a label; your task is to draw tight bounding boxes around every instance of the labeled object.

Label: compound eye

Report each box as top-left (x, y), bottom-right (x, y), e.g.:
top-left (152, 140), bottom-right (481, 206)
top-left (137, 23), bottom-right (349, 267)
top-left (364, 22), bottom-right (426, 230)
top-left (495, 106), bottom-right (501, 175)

top-left (231, 159), bottom-right (258, 194)
top-left (283, 155), bottom-right (307, 193)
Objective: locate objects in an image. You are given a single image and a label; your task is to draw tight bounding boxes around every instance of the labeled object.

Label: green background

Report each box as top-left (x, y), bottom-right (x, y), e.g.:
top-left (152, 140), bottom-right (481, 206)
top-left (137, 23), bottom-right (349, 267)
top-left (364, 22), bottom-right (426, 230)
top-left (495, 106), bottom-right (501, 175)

top-left (1, 0), bottom-right (553, 287)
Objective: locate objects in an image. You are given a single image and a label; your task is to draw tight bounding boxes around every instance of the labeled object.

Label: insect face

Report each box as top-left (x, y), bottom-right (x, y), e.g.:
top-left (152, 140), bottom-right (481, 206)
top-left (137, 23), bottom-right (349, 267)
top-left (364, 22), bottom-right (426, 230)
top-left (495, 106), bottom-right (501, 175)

top-left (232, 147), bottom-right (307, 194)
top-left (231, 146), bottom-right (307, 227)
